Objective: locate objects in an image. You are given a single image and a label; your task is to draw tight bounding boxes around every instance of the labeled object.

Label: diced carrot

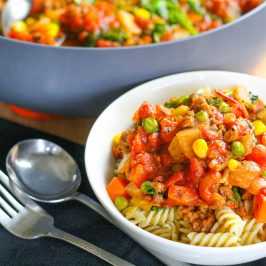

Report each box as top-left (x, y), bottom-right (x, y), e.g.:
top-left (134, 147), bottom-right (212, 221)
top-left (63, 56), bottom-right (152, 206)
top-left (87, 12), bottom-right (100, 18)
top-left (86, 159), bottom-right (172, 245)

top-left (106, 177), bottom-right (128, 201)
top-left (188, 12), bottom-right (203, 23)
top-left (128, 164), bottom-right (148, 187)
top-left (254, 188), bottom-right (266, 223)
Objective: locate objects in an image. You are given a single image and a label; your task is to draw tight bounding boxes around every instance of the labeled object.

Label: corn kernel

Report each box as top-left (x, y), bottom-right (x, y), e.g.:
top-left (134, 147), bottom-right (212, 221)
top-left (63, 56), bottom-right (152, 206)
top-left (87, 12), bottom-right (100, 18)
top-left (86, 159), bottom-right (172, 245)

top-left (11, 21), bottom-right (27, 33)
top-left (193, 139), bottom-right (208, 159)
top-left (113, 133), bottom-right (121, 144)
top-left (228, 159), bottom-right (240, 171)
top-left (44, 23), bottom-right (60, 37)
top-left (25, 17), bottom-right (36, 26)
top-left (134, 8), bottom-right (151, 19)
top-left (252, 120), bottom-right (266, 136)
top-left (172, 105), bottom-right (189, 116)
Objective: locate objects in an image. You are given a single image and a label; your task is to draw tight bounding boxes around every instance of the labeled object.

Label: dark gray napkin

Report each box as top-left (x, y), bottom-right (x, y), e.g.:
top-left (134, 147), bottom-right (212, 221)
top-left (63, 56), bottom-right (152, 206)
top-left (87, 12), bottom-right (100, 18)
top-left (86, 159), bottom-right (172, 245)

top-left (0, 119), bottom-right (265, 266)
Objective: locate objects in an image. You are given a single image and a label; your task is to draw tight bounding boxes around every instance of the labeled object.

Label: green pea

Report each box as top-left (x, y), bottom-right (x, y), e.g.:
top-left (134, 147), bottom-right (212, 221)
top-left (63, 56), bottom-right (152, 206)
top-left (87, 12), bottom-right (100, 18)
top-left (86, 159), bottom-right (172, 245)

top-left (177, 95), bottom-right (190, 106)
top-left (195, 110), bottom-right (209, 122)
top-left (231, 141), bottom-right (245, 156)
top-left (141, 181), bottom-right (155, 195)
top-left (142, 117), bottom-right (159, 133)
top-left (114, 196), bottom-right (128, 211)
top-left (219, 102), bottom-right (231, 113)
top-left (262, 170), bottom-right (266, 178)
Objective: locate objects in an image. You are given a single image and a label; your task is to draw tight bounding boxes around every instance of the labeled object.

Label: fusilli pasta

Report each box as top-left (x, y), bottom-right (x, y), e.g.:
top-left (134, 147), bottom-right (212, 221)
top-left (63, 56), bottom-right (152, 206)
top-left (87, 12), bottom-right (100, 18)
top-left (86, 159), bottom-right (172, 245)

top-left (211, 207), bottom-right (245, 236)
top-left (240, 218), bottom-right (265, 245)
top-left (121, 205), bottom-right (265, 247)
top-left (188, 232), bottom-right (239, 247)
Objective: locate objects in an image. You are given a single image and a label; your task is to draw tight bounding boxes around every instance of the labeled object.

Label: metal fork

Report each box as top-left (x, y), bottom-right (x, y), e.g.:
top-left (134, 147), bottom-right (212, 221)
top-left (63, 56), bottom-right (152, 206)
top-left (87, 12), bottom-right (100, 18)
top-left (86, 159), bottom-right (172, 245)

top-left (0, 170), bottom-right (134, 266)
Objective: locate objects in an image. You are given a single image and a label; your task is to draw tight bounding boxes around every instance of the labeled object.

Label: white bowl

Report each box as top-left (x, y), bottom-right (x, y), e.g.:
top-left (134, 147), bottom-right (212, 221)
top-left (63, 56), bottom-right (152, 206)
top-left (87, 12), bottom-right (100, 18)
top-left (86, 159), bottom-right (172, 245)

top-left (85, 71), bottom-right (266, 265)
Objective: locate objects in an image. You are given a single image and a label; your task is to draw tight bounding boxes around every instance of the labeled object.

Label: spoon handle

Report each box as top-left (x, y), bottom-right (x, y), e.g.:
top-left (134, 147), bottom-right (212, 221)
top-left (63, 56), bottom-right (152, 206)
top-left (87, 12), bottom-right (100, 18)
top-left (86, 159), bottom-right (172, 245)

top-left (73, 192), bottom-right (116, 226)
top-left (49, 227), bottom-right (135, 266)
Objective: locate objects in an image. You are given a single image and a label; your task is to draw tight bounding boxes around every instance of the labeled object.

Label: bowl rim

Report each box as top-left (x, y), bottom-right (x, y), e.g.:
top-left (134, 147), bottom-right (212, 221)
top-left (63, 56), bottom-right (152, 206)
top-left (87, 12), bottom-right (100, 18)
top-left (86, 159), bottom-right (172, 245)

top-left (85, 70), bottom-right (266, 256)
top-left (1, 2), bottom-right (266, 51)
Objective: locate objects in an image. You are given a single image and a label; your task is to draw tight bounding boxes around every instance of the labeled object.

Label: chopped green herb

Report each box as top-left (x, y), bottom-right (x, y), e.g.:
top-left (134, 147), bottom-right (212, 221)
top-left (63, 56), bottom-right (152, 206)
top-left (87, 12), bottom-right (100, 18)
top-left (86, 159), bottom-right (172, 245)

top-left (83, 33), bottom-right (100, 47)
top-left (207, 97), bottom-right (220, 107)
top-left (250, 94), bottom-right (259, 104)
top-left (232, 186), bottom-right (243, 204)
top-left (141, 0), bottom-right (198, 35)
top-left (188, 0), bottom-right (206, 15)
top-left (153, 23), bottom-right (167, 42)
top-left (102, 29), bottom-right (129, 42)
top-left (164, 97), bottom-right (179, 108)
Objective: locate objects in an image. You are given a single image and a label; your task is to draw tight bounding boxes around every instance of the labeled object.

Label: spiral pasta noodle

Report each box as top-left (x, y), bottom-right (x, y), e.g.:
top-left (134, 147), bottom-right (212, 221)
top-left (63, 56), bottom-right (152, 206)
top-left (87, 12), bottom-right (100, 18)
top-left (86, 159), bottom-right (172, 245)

top-left (188, 232), bottom-right (239, 247)
top-left (121, 205), bottom-right (266, 246)
top-left (139, 207), bottom-right (179, 227)
top-left (178, 220), bottom-right (191, 243)
top-left (122, 206), bottom-right (182, 240)
top-left (240, 219), bottom-right (265, 245)
top-left (122, 206), bottom-right (146, 225)
top-left (144, 221), bottom-right (179, 241)
top-left (211, 207), bottom-right (245, 236)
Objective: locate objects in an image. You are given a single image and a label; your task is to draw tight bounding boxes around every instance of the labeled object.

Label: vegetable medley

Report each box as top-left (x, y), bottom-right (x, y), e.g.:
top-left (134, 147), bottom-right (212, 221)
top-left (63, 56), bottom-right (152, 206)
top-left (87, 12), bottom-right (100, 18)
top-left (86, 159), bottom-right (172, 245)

top-left (2, 0), bottom-right (263, 47)
top-left (108, 86), bottom-right (266, 234)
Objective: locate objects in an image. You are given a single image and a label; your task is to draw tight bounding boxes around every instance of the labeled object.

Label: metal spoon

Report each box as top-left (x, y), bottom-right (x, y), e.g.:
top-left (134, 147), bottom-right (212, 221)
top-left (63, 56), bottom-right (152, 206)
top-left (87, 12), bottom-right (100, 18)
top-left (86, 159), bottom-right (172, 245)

top-left (1, 0), bottom-right (66, 45)
top-left (6, 139), bottom-right (115, 225)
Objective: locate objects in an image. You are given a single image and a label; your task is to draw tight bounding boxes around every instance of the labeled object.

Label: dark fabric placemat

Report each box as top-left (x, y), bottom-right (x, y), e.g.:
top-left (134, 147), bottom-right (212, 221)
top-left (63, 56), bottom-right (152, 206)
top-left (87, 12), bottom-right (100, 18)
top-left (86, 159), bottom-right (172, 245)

top-left (0, 118), bottom-right (265, 266)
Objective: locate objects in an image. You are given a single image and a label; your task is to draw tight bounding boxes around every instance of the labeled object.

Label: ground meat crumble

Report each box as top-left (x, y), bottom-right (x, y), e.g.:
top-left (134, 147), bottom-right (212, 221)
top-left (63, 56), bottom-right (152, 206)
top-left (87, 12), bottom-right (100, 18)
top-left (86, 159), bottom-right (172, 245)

top-left (179, 206), bottom-right (216, 233)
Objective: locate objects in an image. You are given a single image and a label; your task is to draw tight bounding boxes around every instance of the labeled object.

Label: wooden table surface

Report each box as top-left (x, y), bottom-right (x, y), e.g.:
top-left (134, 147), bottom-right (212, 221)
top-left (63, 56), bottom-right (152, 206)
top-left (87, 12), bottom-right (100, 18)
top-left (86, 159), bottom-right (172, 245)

top-left (1, 56), bottom-right (266, 145)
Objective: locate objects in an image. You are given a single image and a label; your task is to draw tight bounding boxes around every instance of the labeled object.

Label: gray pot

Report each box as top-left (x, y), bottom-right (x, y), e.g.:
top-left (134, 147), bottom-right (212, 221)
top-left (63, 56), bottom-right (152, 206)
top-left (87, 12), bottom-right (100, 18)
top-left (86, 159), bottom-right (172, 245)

top-left (0, 4), bottom-right (266, 116)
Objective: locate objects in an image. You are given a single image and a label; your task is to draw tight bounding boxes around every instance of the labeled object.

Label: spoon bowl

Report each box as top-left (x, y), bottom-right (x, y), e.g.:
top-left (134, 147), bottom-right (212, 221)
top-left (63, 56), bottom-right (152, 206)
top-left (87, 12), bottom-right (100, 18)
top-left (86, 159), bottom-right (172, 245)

top-left (6, 139), bottom-right (81, 202)
top-left (1, 0), bottom-right (32, 36)
top-left (6, 139), bottom-right (114, 224)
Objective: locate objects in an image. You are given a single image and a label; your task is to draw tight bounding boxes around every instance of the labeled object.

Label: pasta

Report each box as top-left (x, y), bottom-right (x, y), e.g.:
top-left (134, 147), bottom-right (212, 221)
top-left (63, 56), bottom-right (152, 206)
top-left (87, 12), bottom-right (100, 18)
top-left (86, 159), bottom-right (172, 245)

top-left (108, 86), bottom-right (266, 247)
top-left (144, 222), bottom-right (179, 241)
top-left (138, 207), bottom-right (179, 227)
top-left (240, 219), bottom-right (265, 245)
top-left (211, 207), bottom-right (245, 236)
top-left (122, 206), bottom-right (146, 225)
top-left (122, 204), bottom-right (266, 246)
top-left (187, 232), bottom-right (239, 247)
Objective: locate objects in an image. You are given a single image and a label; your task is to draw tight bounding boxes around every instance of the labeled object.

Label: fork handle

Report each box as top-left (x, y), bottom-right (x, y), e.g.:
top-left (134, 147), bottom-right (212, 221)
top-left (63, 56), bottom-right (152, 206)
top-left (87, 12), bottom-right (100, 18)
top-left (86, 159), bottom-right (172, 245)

top-left (48, 227), bottom-right (135, 266)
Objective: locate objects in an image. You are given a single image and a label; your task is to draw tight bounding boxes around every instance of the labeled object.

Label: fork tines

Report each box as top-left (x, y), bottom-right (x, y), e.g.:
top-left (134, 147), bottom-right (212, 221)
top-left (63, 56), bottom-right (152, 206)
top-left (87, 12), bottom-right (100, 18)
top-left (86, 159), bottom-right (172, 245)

top-left (0, 171), bottom-right (23, 221)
